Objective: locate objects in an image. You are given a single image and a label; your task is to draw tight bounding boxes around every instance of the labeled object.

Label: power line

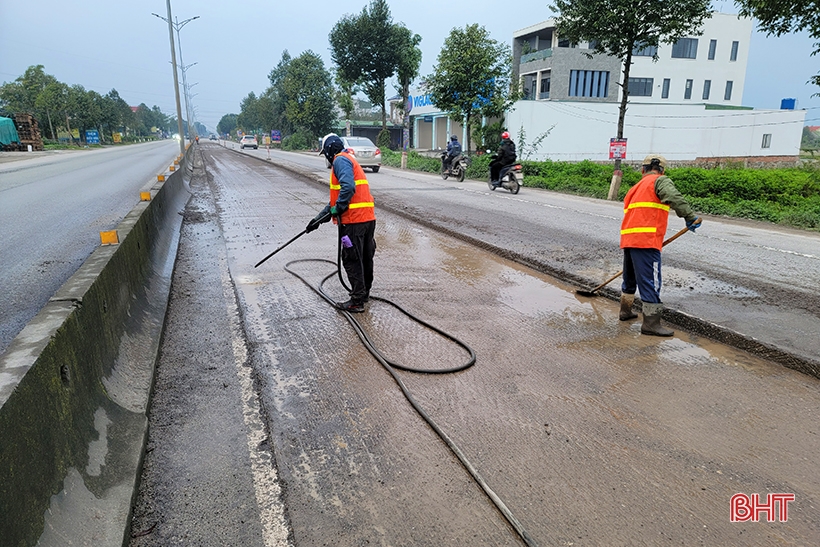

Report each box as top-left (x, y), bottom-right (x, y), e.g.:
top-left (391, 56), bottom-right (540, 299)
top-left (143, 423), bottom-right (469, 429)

top-left (544, 101), bottom-right (808, 129)
top-left (551, 100), bottom-right (820, 119)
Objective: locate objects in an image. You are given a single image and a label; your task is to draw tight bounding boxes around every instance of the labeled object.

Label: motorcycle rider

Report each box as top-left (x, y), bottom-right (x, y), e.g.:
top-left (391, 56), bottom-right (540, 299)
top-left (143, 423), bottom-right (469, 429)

top-left (490, 131), bottom-right (516, 187)
top-left (442, 134), bottom-right (462, 173)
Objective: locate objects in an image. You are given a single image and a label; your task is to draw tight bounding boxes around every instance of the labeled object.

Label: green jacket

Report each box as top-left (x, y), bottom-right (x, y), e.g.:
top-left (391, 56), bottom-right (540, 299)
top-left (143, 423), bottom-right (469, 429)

top-left (654, 175), bottom-right (697, 223)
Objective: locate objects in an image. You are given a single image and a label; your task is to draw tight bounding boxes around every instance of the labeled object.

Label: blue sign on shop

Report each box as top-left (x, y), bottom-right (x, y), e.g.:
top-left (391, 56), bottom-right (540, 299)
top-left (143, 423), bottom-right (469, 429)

top-left (412, 94), bottom-right (433, 108)
top-left (85, 130), bottom-right (100, 144)
top-left (423, 115), bottom-right (433, 122)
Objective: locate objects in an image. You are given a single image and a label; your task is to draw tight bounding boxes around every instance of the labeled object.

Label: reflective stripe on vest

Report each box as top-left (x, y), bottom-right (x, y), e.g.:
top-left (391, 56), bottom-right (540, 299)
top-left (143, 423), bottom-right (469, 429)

top-left (330, 152), bottom-right (376, 224)
top-left (620, 174), bottom-right (669, 250)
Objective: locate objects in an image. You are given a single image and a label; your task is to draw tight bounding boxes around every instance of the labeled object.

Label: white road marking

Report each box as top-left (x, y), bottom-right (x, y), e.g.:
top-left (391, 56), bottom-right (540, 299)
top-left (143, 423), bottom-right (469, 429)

top-left (219, 250), bottom-right (292, 547)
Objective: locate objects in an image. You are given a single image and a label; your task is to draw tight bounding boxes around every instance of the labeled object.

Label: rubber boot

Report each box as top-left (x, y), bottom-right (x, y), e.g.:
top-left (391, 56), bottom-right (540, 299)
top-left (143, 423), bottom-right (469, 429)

top-left (640, 302), bottom-right (674, 336)
top-left (619, 293), bottom-right (638, 321)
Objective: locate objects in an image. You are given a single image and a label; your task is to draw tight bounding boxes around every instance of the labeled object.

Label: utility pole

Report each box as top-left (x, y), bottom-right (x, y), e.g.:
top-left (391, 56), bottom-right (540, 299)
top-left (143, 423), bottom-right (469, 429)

top-left (179, 62), bottom-right (198, 139)
top-left (154, 1), bottom-right (197, 157)
top-left (173, 14), bottom-right (200, 139)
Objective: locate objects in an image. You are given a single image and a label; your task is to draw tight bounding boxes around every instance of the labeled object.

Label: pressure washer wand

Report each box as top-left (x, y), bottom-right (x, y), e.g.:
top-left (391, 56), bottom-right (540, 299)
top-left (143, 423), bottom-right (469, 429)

top-left (255, 230), bottom-right (307, 268)
top-left (255, 211), bottom-right (333, 268)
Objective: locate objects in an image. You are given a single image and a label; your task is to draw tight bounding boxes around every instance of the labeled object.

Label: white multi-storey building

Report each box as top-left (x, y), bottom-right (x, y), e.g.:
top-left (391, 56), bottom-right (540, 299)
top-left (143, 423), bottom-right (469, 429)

top-left (625, 13), bottom-right (752, 105)
top-left (514, 12), bottom-right (752, 106)
top-left (508, 12), bottom-right (805, 162)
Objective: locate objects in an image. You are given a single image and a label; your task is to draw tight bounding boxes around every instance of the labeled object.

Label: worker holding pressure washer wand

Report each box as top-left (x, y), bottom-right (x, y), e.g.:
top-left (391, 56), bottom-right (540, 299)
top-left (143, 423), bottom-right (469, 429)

top-left (306, 134), bottom-right (377, 313)
top-left (620, 154), bottom-right (702, 336)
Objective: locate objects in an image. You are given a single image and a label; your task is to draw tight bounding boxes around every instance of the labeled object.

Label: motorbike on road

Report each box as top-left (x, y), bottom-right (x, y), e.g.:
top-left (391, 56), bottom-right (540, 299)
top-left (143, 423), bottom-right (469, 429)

top-left (488, 158), bottom-right (522, 194)
top-left (440, 152), bottom-right (469, 182)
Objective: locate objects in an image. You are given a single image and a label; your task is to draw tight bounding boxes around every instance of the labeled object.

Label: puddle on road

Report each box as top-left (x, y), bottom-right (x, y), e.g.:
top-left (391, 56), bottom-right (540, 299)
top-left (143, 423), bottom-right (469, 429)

top-left (208, 151), bottom-right (820, 546)
top-left (372, 219), bottom-right (788, 378)
top-left (228, 201), bottom-right (783, 384)
top-left (662, 266), bottom-right (758, 299)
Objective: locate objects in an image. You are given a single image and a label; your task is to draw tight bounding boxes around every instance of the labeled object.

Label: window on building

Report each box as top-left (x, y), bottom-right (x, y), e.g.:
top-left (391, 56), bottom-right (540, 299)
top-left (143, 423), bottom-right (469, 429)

top-left (628, 78), bottom-right (654, 97)
top-left (671, 38), bottom-right (698, 59)
top-left (724, 80), bottom-right (734, 100)
top-left (684, 79), bottom-right (693, 99)
top-left (662, 78), bottom-right (670, 99)
top-left (633, 44), bottom-right (658, 57)
top-left (702, 80), bottom-right (711, 100)
top-left (730, 41), bottom-right (739, 61)
top-left (762, 134), bottom-right (772, 148)
top-left (540, 76), bottom-right (551, 99)
top-left (568, 70), bottom-right (610, 98)
top-left (558, 38), bottom-right (572, 48)
top-left (708, 39), bottom-right (717, 60)
top-left (522, 74), bottom-right (536, 100)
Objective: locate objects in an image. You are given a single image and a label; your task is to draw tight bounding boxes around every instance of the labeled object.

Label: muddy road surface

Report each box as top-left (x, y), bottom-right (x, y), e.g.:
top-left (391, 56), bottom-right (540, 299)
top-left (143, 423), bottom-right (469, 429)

top-left (240, 145), bottom-right (820, 375)
top-left (130, 144), bottom-right (820, 546)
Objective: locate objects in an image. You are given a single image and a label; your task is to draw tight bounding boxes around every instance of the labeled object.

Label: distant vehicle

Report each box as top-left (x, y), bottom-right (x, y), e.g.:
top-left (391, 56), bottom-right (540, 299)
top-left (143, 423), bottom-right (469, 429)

top-left (240, 135), bottom-right (258, 150)
top-left (325, 136), bottom-right (381, 172)
top-left (209, 134), bottom-right (217, 141)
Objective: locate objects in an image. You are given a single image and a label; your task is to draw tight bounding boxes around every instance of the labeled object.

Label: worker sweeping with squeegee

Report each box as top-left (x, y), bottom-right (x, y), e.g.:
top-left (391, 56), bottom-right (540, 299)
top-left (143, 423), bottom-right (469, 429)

top-left (304, 133), bottom-right (377, 313)
top-left (619, 154), bottom-right (701, 336)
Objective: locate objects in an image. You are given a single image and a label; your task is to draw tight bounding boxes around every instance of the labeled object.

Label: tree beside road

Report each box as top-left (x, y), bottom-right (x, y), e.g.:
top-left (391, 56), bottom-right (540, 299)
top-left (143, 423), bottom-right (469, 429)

top-left (425, 24), bottom-right (517, 154)
top-left (551, 0), bottom-right (713, 200)
top-left (1, 65), bottom-right (175, 142)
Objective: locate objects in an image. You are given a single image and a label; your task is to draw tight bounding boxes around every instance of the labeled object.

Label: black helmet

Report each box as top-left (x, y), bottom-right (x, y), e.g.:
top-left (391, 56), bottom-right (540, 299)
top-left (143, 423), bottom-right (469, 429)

top-left (451, 135), bottom-right (458, 141)
top-left (320, 133), bottom-right (344, 162)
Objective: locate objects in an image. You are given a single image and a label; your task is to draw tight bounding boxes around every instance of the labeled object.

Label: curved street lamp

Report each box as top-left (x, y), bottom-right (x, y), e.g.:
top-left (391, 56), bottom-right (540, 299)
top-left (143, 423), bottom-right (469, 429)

top-left (152, 6), bottom-right (200, 145)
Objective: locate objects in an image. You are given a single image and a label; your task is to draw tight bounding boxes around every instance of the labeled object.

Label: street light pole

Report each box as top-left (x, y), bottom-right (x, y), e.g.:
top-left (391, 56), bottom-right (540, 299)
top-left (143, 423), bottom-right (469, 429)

top-left (187, 82), bottom-right (200, 135)
top-left (161, 0), bottom-right (184, 156)
top-left (174, 15), bottom-right (200, 139)
top-left (179, 61), bottom-right (198, 139)
top-left (153, 4), bottom-right (199, 153)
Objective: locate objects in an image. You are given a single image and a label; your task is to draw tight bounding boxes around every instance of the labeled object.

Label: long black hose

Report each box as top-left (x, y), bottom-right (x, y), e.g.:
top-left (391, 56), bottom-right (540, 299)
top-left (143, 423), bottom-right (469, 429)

top-left (282, 225), bottom-right (538, 547)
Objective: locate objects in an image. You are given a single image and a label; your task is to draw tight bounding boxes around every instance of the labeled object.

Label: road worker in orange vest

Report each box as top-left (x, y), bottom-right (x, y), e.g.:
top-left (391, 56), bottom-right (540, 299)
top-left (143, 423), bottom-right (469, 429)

top-left (306, 134), bottom-right (377, 313)
top-left (620, 154), bottom-right (701, 336)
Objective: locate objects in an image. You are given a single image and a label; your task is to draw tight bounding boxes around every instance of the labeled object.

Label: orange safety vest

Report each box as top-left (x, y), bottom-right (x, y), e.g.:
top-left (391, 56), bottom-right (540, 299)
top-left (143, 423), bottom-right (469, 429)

top-left (620, 173), bottom-right (670, 250)
top-left (329, 151), bottom-right (376, 225)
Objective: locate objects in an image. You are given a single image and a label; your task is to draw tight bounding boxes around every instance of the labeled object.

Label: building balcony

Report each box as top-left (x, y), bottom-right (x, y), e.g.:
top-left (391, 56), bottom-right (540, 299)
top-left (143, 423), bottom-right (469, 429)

top-left (521, 49), bottom-right (552, 63)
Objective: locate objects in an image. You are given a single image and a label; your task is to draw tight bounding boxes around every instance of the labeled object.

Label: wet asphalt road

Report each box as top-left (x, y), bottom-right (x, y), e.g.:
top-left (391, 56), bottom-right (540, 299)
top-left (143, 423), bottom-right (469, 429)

top-left (239, 144), bottom-right (820, 373)
top-left (0, 141), bottom-right (180, 354)
top-left (131, 144), bottom-right (820, 546)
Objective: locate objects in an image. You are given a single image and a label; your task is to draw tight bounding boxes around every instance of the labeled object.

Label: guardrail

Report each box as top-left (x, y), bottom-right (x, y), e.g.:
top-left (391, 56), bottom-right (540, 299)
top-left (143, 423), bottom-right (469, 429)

top-left (520, 48), bottom-right (552, 64)
top-left (0, 148), bottom-right (192, 546)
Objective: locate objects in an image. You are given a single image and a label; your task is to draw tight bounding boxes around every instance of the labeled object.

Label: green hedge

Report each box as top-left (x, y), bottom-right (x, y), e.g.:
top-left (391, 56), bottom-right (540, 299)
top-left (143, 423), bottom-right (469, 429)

top-left (381, 149), bottom-right (820, 230)
top-left (381, 149), bottom-right (495, 180)
top-left (520, 160), bottom-right (643, 200)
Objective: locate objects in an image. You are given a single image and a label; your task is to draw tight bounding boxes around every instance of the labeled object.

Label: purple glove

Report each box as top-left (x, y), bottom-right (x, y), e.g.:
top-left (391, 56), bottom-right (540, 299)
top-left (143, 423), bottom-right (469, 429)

top-left (341, 235), bottom-right (353, 248)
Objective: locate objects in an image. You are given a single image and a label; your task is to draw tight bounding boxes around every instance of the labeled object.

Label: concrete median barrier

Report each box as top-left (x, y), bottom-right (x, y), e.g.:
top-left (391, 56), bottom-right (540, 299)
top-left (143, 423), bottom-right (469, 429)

top-left (0, 150), bottom-right (192, 546)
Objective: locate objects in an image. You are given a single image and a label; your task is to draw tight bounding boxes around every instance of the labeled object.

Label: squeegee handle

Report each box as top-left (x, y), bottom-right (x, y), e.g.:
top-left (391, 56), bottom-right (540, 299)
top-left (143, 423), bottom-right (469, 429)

top-left (587, 226), bottom-right (691, 293)
top-left (661, 225), bottom-right (691, 247)
top-left (254, 229), bottom-right (308, 268)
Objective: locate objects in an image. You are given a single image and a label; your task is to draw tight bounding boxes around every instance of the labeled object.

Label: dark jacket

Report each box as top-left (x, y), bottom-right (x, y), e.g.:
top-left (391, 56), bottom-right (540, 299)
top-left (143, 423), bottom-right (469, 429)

top-left (497, 139), bottom-right (516, 165)
top-left (447, 139), bottom-right (462, 157)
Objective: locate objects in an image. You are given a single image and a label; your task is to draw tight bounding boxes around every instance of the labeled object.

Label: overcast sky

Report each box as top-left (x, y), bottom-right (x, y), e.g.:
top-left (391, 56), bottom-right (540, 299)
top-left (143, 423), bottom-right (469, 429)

top-left (2, 1), bottom-right (819, 133)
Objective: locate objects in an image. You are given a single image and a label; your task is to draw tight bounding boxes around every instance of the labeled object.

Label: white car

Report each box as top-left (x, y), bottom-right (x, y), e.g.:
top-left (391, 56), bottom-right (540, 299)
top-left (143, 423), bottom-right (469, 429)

top-left (240, 135), bottom-right (258, 149)
top-left (325, 136), bottom-right (381, 172)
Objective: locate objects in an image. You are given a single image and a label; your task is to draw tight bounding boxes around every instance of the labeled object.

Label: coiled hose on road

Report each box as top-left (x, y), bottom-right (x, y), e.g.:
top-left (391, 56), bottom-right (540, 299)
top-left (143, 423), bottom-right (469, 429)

top-left (283, 224), bottom-right (538, 547)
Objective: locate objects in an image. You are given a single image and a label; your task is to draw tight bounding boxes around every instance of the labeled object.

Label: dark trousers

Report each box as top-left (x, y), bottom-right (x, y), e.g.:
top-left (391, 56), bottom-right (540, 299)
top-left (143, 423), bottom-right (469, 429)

top-left (340, 220), bottom-right (376, 303)
top-left (621, 247), bottom-right (662, 304)
top-left (490, 161), bottom-right (511, 182)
